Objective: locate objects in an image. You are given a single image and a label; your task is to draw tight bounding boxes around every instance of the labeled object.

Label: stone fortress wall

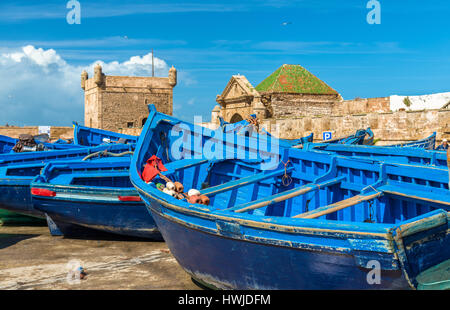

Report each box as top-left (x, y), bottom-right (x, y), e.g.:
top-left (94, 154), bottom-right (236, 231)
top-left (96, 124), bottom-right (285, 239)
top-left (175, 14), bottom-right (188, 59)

top-left (2, 63), bottom-right (448, 145)
top-left (0, 126), bottom-right (73, 140)
top-left (82, 64), bottom-right (177, 132)
top-left (259, 108), bottom-right (450, 145)
top-left (206, 64), bottom-right (450, 145)
top-left (204, 97), bottom-right (450, 145)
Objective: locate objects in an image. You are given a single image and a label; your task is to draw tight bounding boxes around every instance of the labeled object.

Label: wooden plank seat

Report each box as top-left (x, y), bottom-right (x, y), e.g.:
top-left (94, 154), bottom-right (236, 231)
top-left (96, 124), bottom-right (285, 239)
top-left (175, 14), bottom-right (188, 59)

top-left (200, 166), bottom-right (294, 197)
top-left (378, 184), bottom-right (450, 207)
top-left (293, 191), bottom-right (383, 219)
top-left (227, 176), bottom-right (346, 213)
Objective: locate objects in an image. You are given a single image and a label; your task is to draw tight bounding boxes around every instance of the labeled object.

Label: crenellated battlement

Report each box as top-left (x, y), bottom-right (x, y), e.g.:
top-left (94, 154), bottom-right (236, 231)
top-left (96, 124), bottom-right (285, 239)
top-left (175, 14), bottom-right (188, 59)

top-left (82, 64), bottom-right (177, 131)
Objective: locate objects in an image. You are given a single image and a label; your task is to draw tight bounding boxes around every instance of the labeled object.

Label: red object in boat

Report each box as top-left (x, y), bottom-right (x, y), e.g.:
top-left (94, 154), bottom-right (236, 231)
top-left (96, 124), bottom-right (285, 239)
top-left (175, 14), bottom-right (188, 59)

top-left (142, 155), bottom-right (168, 183)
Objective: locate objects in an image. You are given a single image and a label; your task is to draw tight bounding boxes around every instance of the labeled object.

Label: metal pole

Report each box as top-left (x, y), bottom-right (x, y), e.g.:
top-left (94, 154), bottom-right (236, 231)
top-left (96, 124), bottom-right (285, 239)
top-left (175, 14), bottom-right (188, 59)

top-left (152, 48), bottom-right (154, 77)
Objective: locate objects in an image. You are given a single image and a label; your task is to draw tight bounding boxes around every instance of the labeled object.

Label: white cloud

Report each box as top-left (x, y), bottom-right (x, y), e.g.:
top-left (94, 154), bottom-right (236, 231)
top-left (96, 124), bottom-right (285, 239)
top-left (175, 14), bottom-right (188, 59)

top-left (93, 53), bottom-right (168, 77)
top-left (0, 45), bottom-right (170, 126)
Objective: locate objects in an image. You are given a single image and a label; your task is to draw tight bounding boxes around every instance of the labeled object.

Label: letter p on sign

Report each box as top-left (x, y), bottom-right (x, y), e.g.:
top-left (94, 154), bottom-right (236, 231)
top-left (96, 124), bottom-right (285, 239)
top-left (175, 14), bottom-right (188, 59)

top-left (323, 132), bottom-right (332, 141)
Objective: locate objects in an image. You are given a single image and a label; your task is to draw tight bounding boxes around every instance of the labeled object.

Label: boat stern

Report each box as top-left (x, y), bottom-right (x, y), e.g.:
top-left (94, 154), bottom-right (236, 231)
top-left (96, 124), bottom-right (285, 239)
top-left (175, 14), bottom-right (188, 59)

top-left (391, 209), bottom-right (449, 289)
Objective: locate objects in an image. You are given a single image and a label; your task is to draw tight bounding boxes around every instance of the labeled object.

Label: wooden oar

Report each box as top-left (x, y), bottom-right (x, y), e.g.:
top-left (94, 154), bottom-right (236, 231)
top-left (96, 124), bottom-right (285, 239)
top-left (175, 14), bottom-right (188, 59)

top-left (447, 148), bottom-right (450, 189)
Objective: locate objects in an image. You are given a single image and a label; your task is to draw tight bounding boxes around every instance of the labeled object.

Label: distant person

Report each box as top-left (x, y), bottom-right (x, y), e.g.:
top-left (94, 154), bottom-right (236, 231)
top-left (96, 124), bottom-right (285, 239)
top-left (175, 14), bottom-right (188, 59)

top-left (436, 139), bottom-right (449, 150)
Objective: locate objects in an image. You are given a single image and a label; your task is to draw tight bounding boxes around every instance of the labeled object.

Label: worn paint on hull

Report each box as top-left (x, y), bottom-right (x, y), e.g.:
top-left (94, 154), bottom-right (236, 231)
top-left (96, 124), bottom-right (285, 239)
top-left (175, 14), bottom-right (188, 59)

top-left (149, 206), bottom-right (410, 290)
top-left (0, 182), bottom-right (44, 218)
top-left (34, 198), bottom-right (161, 239)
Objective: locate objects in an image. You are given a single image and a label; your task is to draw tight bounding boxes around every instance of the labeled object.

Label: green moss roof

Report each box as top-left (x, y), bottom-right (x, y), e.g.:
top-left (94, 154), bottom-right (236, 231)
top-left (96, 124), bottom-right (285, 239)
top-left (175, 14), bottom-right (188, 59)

top-left (255, 64), bottom-right (339, 95)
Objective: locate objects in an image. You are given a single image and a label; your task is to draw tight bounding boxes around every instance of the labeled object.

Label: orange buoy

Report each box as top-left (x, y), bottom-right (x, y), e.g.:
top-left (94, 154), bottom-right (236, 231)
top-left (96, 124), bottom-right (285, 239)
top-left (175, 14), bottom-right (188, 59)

top-left (199, 195), bottom-right (210, 206)
top-left (174, 181), bottom-right (184, 193)
top-left (188, 195), bottom-right (202, 204)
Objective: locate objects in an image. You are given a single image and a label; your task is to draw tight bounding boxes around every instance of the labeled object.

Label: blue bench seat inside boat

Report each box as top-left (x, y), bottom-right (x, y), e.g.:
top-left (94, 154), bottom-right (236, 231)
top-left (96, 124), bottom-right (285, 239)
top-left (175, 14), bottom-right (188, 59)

top-left (156, 150), bottom-right (449, 225)
top-left (228, 176), bottom-right (346, 213)
top-left (200, 166), bottom-right (295, 196)
top-left (38, 160), bottom-right (133, 188)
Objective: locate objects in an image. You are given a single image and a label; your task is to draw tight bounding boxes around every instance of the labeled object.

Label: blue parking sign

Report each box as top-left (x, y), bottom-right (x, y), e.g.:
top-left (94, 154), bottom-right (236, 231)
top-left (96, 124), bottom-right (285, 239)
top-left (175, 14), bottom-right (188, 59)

top-left (323, 131), bottom-right (332, 141)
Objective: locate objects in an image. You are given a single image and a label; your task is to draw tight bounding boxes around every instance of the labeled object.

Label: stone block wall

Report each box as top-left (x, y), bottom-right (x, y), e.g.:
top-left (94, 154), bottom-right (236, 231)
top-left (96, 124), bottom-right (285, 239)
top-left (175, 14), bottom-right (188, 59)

top-left (333, 97), bottom-right (390, 115)
top-left (84, 75), bottom-right (174, 131)
top-left (257, 109), bottom-right (450, 145)
top-left (83, 65), bottom-right (176, 132)
top-left (0, 126), bottom-right (142, 141)
top-left (269, 93), bottom-right (338, 118)
top-left (118, 127), bottom-right (142, 136)
top-left (0, 126), bottom-right (73, 140)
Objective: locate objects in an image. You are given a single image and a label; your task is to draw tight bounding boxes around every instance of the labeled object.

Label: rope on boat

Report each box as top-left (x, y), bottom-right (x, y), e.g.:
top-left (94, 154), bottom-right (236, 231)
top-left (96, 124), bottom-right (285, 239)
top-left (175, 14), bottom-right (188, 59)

top-left (367, 184), bottom-right (381, 194)
top-left (281, 160), bottom-right (292, 186)
top-left (82, 150), bottom-right (134, 161)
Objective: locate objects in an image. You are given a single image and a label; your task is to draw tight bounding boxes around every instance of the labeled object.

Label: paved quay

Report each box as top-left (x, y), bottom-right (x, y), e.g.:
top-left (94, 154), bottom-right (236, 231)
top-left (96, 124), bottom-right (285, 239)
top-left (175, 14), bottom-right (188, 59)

top-left (0, 225), bottom-right (199, 290)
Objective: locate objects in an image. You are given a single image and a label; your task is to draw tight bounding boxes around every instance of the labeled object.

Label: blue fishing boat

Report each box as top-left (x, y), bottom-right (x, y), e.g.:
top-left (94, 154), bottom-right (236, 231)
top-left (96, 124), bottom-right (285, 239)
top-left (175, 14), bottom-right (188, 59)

top-left (363, 128), bottom-right (375, 145)
top-left (279, 132), bottom-right (314, 147)
top-left (0, 144), bottom-right (134, 218)
top-left (322, 128), bottom-right (369, 145)
top-left (0, 134), bottom-right (84, 153)
top-left (386, 132), bottom-right (436, 150)
top-left (130, 105), bottom-right (449, 290)
top-left (31, 157), bottom-right (160, 239)
top-left (0, 134), bottom-right (16, 153)
top-left (304, 142), bottom-right (449, 168)
top-left (73, 122), bottom-right (138, 146)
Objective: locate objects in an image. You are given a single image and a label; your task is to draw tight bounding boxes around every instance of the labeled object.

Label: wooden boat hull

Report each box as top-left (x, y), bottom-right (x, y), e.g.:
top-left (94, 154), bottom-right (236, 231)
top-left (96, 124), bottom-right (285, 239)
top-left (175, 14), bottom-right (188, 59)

top-left (0, 144), bottom-right (134, 219)
top-left (32, 186), bottom-right (160, 239)
top-left (0, 178), bottom-right (43, 218)
top-left (363, 128), bottom-right (374, 145)
top-left (73, 122), bottom-right (138, 146)
top-left (0, 134), bottom-right (85, 154)
top-left (130, 105), bottom-right (449, 289)
top-left (304, 143), bottom-right (449, 168)
top-left (387, 132), bottom-right (436, 150)
top-left (0, 135), bottom-right (17, 153)
top-left (141, 192), bottom-right (448, 290)
top-left (322, 128), bottom-right (369, 145)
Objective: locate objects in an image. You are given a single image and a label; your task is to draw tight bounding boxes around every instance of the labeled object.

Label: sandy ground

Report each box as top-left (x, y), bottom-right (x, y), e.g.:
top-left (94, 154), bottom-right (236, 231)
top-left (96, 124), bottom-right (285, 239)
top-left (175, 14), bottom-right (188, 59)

top-left (0, 225), bottom-right (199, 290)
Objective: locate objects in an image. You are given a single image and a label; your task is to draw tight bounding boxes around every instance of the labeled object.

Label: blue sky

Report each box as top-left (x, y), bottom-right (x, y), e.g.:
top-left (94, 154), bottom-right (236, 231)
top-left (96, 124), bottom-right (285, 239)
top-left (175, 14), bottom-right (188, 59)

top-left (0, 0), bottom-right (449, 126)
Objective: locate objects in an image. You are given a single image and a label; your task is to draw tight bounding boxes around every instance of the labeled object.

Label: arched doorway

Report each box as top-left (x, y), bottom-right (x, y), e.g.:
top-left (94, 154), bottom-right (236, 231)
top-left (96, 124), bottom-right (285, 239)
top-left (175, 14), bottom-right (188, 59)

top-left (230, 113), bottom-right (243, 123)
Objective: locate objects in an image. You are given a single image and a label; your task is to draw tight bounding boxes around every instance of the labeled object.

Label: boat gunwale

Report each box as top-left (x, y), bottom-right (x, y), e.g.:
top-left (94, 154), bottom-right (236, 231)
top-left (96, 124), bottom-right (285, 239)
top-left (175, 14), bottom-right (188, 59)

top-left (133, 183), bottom-right (393, 239)
top-left (130, 105), bottom-right (449, 240)
top-left (149, 205), bottom-right (364, 256)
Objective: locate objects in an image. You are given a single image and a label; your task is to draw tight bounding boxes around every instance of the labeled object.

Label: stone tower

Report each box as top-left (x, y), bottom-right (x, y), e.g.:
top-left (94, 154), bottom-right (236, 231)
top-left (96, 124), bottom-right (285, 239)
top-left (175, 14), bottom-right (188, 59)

top-left (82, 64), bottom-right (177, 131)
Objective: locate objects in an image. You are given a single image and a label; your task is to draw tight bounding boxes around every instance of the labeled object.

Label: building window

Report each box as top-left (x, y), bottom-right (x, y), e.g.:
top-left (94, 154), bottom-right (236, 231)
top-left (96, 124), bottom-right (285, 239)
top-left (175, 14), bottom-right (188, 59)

top-left (127, 122), bottom-right (134, 128)
top-left (142, 118), bottom-right (147, 127)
